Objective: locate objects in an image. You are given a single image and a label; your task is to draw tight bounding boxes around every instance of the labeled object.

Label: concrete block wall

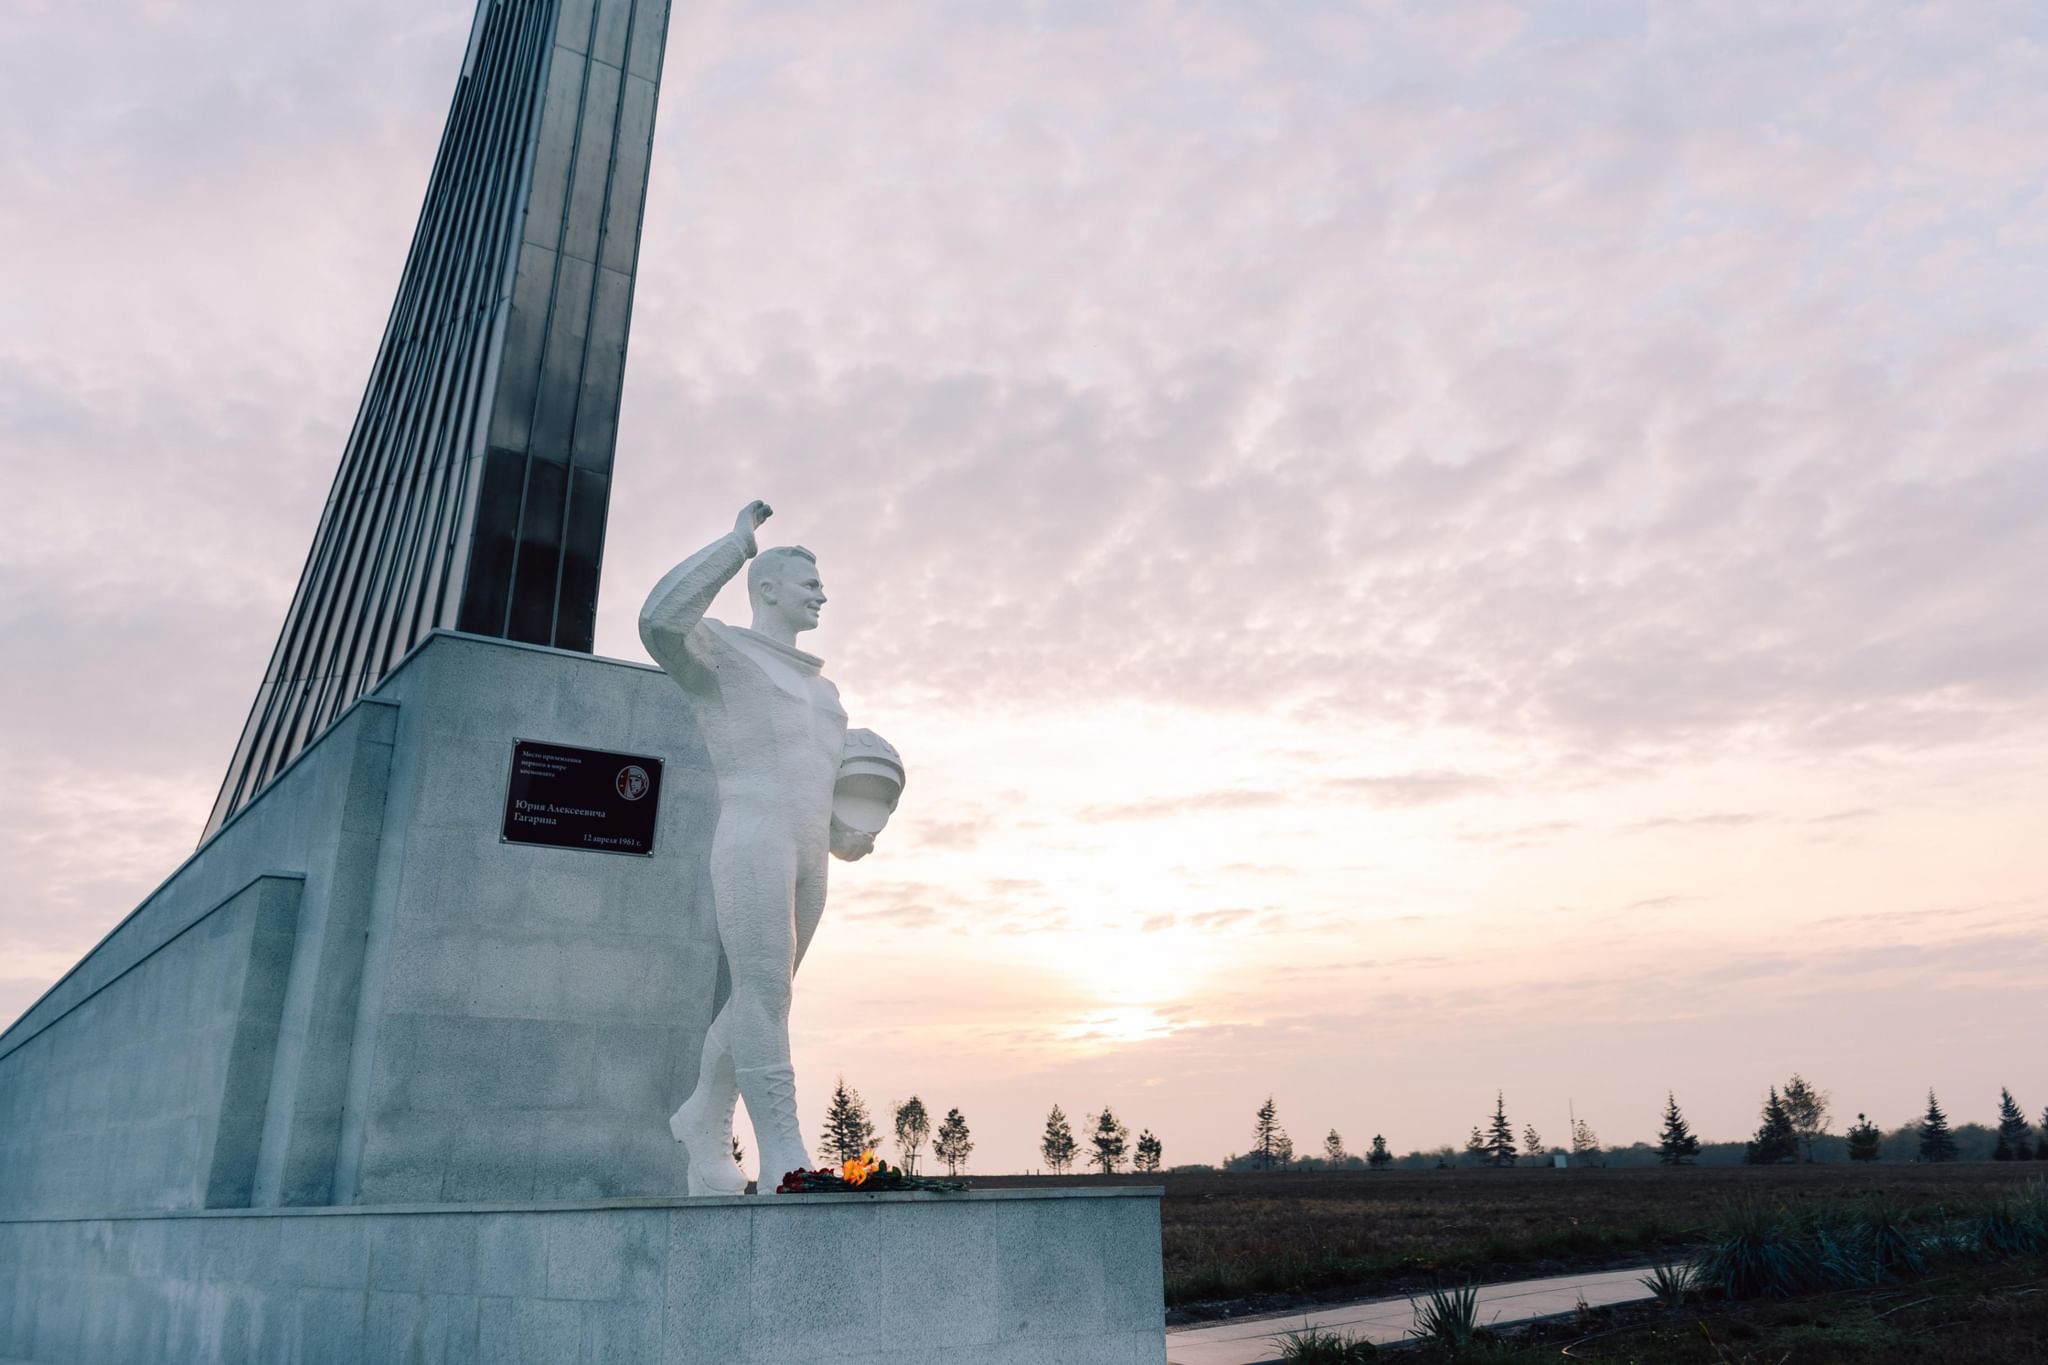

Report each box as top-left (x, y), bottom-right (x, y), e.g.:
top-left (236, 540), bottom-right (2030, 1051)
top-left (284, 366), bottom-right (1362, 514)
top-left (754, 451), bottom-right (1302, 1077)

top-left (0, 631), bottom-right (726, 1214)
top-left (341, 633), bottom-right (722, 1204)
top-left (0, 1190), bottom-right (1167, 1364)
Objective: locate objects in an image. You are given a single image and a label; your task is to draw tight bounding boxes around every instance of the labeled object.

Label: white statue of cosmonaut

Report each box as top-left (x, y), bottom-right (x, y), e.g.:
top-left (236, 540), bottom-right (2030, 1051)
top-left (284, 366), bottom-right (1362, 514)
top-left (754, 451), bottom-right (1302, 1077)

top-left (640, 501), bottom-right (903, 1194)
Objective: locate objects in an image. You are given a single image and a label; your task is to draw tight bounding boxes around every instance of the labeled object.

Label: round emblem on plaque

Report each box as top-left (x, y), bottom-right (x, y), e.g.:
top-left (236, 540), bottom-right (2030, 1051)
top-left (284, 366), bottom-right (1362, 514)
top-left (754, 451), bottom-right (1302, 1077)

top-left (615, 765), bottom-right (650, 801)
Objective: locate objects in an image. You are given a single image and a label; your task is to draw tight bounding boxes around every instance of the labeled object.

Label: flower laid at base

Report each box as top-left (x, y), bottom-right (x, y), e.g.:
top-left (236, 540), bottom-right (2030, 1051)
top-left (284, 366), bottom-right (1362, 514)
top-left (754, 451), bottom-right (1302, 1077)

top-left (776, 1149), bottom-right (967, 1194)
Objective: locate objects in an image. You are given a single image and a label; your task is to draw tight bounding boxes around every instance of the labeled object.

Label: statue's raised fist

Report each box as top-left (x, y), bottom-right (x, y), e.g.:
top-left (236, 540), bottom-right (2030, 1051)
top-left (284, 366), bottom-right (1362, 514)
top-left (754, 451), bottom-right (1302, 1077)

top-left (734, 500), bottom-right (773, 555)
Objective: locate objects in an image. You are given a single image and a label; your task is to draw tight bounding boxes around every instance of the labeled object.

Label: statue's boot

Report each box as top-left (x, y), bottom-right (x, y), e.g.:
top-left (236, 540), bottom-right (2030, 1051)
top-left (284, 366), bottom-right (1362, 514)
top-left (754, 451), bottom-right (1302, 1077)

top-left (671, 1060), bottom-right (748, 1197)
top-left (736, 1063), bottom-right (813, 1193)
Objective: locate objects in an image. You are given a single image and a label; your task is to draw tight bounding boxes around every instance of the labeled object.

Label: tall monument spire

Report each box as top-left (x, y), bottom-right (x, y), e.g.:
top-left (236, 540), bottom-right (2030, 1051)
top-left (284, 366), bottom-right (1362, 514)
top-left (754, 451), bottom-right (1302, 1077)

top-left (206, 0), bottom-right (675, 835)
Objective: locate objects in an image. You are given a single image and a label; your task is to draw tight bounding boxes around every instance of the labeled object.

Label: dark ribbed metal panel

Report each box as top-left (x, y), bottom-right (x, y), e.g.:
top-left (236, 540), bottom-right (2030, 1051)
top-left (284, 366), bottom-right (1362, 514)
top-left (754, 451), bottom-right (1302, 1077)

top-left (204, 0), bottom-right (673, 838)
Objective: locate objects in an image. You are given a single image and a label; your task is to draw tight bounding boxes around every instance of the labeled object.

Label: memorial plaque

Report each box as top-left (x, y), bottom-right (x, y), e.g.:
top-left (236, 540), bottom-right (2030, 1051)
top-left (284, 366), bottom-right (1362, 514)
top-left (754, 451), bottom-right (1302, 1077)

top-left (501, 740), bottom-right (663, 855)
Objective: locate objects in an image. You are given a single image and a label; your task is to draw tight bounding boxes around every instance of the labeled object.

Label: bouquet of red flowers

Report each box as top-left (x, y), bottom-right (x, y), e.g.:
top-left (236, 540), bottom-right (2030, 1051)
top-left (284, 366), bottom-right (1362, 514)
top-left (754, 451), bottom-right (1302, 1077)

top-left (776, 1149), bottom-right (966, 1194)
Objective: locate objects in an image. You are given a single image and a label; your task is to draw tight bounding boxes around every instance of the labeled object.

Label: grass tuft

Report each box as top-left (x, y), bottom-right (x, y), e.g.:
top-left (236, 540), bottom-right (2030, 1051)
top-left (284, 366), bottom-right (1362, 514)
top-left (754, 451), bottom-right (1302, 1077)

top-left (1410, 1282), bottom-right (1482, 1355)
top-left (1810, 1221), bottom-right (1883, 1289)
top-left (1859, 1196), bottom-right (1924, 1280)
top-left (1640, 1260), bottom-right (1698, 1306)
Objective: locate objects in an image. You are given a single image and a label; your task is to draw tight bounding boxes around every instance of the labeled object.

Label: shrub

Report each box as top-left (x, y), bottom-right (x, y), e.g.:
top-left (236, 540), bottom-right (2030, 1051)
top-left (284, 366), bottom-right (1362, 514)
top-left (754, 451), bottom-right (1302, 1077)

top-left (1973, 1183), bottom-right (2048, 1258)
top-left (1682, 1189), bottom-right (2048, 1300)
top-left (1275, 1324), bottom-right (1378, 1363)
top-left (1694, 1199), bottom-right (1815, 1298)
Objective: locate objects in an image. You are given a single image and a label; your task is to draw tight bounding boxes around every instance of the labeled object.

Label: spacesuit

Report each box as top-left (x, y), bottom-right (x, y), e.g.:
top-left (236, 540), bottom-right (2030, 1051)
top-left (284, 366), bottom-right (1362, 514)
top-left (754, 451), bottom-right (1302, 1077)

top-left (639, 515), bottom-right (859, 1194)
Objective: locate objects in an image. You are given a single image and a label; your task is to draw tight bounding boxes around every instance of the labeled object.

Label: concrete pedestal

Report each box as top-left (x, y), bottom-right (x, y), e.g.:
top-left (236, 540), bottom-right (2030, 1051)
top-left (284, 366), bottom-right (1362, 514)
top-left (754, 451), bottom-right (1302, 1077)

top-left (0, 1189), bottom-right (1166, 1364)
top-left (0, 632), bottom-right (1171, 1360)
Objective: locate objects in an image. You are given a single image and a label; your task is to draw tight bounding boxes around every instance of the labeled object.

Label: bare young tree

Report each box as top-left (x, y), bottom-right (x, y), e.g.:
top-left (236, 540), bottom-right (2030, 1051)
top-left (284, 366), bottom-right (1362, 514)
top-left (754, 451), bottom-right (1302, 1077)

top-left (1571, 1118), bottom-right (1600, 1159)
top-left (933, 1108), bottom-right (973, 1175)
top-left (892, 1096), bottom-right (930, 1175)
top-left (1780, 1074), bottom-right (1832, 1162)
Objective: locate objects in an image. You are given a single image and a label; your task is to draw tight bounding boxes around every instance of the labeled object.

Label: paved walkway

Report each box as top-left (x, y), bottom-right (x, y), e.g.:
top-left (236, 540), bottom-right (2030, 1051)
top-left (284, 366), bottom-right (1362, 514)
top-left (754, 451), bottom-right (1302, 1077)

top-left (1165, 1265), bottom-right (1656, 1364)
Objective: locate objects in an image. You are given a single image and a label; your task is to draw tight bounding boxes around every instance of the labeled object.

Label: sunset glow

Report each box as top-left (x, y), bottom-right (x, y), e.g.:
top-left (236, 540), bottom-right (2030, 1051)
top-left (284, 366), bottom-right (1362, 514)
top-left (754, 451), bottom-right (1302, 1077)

top-left (4, 0), bottom-right (2044, 1180)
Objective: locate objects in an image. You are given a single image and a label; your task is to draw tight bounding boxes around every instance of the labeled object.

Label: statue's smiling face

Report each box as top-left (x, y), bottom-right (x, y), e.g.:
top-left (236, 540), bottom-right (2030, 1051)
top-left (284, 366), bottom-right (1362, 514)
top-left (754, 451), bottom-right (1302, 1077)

top-left (755, 550), bottom-right (827, 635)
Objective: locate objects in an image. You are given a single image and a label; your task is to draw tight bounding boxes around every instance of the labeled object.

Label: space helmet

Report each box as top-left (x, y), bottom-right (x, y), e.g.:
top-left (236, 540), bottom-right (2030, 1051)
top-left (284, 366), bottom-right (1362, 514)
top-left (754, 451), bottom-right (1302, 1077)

top-left (832, 728), bottom-right (905, 836)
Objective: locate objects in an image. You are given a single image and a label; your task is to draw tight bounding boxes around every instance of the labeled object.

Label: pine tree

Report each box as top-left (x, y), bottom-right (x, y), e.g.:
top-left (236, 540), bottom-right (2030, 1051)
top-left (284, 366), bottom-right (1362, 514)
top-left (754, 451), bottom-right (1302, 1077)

top-left (1253, 1097), bottom-right (1283, 1171)
top-left (1917, 1090), bottom-right (1957, 1163)
top-left (1040, 1104), bottom-right (1077, 1175)
top-left (1134, 1130), bottom-right (1163, 1173)
top-left (1845, 1112), bottom-right (1882, 1162)
top-left (1089, 1108), bottom-right (1130, 1174)
top-left (1522, 1124), bottom-right (1544, 1160)
top-left (823, 1078), bottom-right (879, 1163)
top-left (1571, 1118), bottom-right (1600, 1160)
top-left (2039, 1107), bottom-right (2048, 1162)
top-left (1324, 1129), bottom-right (1346, 1164)
top-left (933, 1107), bottom-right (973, 1175)
top-left (1658, 1093), bottom-right (1701, 1165)
top-left (1993, 1088), bottom-right (2032, 1162)
top-left (1746, 1088), bottom-right (1797, 1165)
top-left (1367, 1134), bottom-right (1392, 1169)
top-left (1464, 1126), bottom-right (1489, 1166)
top-left (893, 1097), bottom-right (930, 1175)
top-left (1486, 1093), bottom-right (1517, 1167)
top-left (1780, 1074), bottom-right (1831, 1162)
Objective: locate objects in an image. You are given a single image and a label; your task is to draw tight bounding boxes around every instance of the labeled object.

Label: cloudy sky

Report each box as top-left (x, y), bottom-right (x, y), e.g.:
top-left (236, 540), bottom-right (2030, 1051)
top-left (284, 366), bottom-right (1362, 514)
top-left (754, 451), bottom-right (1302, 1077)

top-left (3, 0), bottom-right (2044, 1173)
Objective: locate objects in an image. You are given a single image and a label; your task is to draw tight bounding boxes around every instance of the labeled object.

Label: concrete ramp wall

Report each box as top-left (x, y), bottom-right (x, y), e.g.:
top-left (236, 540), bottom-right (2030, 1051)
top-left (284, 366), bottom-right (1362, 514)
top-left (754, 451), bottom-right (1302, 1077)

top-left (0, 877), bottom-right (301, 1216)
top-left (0, 689), bottom-right (399, 1215)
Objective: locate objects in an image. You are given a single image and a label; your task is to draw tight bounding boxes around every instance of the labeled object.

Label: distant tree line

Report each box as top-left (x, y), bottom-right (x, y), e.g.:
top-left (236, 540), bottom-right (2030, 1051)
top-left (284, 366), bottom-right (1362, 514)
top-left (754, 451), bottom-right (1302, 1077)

top-left (1216, 1097), bottom-right (1391, 1172)
top-left (811, 1081), bottom-right (1169, 1177)
top-left (1037, 1104), bottom-right (1163, 1174)
top-left (818, 1081), bottom-right (975, 1176)
top-left (1732, 1077), bottom-right (2042, 1166)
top-left (810, 1078), bottom-right (2043, 1176)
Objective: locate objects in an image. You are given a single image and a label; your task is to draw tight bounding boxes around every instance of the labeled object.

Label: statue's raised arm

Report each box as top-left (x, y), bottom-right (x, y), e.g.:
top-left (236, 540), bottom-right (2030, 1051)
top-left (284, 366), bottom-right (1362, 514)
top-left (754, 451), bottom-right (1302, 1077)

top-left (637, 500), bottom-right (773, 675)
